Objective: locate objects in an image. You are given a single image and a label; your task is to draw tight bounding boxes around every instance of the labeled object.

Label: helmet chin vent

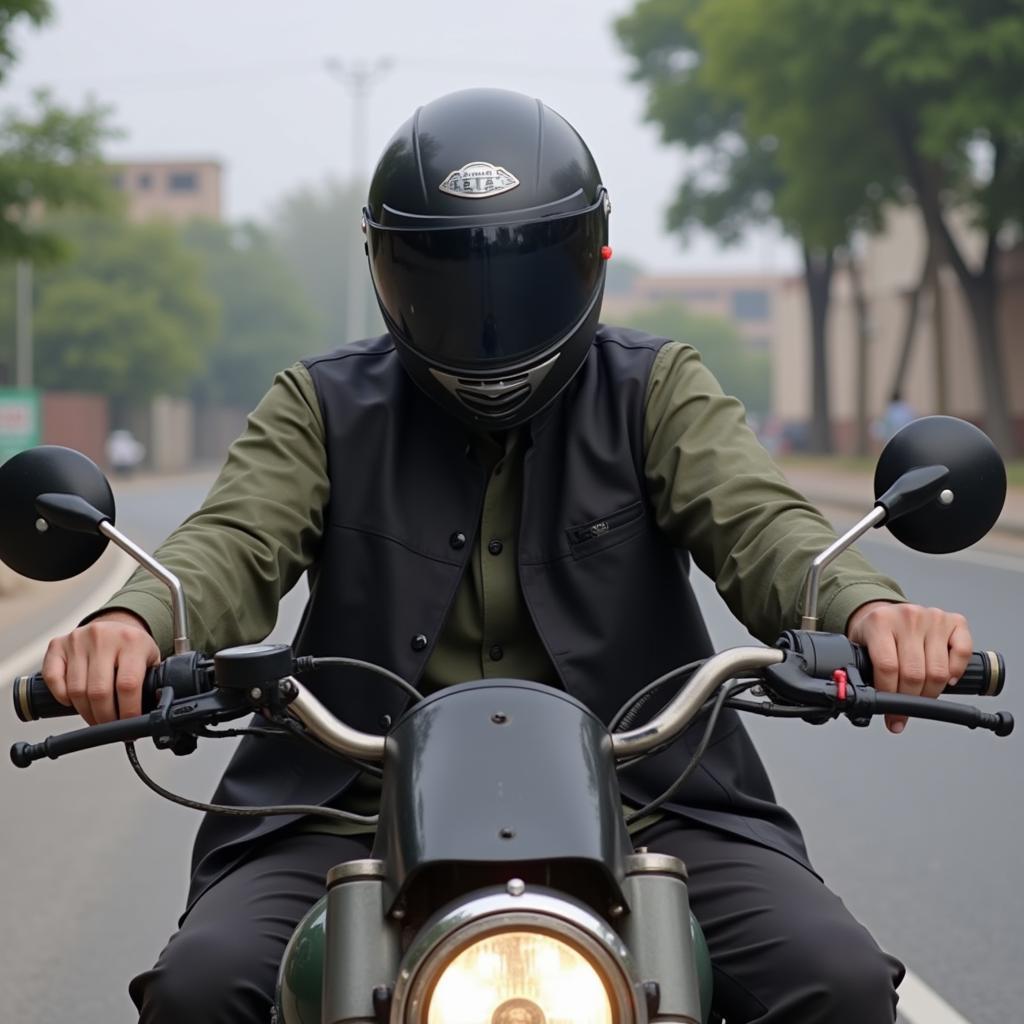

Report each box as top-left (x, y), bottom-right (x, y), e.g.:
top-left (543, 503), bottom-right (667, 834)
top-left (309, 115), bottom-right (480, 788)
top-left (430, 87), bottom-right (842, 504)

top-left (455, 381), bottom-right (532, 417)
top-left (429, 351), bottom-right (561, 421)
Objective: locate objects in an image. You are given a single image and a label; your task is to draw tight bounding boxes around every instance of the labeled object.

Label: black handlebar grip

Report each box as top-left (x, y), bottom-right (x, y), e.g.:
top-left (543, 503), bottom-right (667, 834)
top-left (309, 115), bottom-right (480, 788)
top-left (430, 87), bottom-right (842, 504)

top-left (944, 652), bottom-right (1005, 697)
top-left (13, 653), bottom-right (214, 723)
top-left (13, 666), bottom-right (161, 722)
top-left (12, 675), bottom-right (77, 721)
top-left (852, 647), bottom-right (1004, 696)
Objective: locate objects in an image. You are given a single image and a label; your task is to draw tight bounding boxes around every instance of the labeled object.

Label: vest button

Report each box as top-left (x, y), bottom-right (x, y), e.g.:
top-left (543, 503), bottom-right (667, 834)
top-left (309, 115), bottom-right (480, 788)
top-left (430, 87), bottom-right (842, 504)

top-left (411, 634), bottom-right (428, 652)
top-left (379, 714), bottom-right (393, 730)
top-left (489, 644), bottom-right (504, 662)
top-left (487, 539), bottom-right (503, 556)
top-left (450, 531), bottom-right (467, 550)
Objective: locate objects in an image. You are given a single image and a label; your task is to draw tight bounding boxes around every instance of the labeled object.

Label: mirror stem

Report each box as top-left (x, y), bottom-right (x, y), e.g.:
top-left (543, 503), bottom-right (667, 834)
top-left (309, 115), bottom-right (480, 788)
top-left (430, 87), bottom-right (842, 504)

top-left (801, 506), bottom-right (887, 630)
top-left (98, 521), bottom-right (191, 654)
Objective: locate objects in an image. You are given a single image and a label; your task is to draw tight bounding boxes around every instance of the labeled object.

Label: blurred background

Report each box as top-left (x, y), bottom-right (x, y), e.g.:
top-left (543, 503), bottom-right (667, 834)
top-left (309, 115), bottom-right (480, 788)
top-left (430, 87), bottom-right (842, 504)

top-left (0, 0), bottom-right (1019, 480)
top-left (0, 2), bottom-right (1022, 1022)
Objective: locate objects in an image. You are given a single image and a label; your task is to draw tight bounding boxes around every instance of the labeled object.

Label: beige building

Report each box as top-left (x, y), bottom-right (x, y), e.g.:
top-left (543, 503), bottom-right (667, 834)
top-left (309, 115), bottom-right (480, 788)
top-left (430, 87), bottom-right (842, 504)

top-left (773, 205), bottom-right (1024, 452)
top-left (110, 159), bottom-right (223, 223)
top-left (603, 272), bottom-right (782, 349)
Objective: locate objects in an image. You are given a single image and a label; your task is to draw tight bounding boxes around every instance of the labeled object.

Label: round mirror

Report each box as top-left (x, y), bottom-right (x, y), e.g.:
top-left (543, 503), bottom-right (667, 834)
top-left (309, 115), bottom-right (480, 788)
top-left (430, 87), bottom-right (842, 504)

top-left (874, 416), bottom-right (1005, 553)
top-left (0, 446), bottom-right (115, 580)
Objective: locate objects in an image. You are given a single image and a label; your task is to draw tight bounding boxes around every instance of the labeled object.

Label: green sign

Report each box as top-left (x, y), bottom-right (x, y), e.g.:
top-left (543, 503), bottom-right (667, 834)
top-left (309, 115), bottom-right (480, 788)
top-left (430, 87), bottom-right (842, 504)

top-left (0, 389), bottom-right (40, 465)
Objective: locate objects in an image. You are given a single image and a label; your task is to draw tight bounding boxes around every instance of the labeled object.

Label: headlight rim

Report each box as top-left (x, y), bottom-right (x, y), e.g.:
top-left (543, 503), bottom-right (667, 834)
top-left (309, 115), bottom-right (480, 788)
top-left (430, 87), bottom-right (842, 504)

top-left (392, 886), bottom-right (641, 1024)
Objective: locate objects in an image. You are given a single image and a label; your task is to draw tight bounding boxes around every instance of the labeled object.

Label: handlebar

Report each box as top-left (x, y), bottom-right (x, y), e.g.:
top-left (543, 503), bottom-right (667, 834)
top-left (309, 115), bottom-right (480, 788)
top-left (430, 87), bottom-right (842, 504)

top-left (12, 652), bottom-right (215, 722)
top-left (9, 638), bottom-right (1012, 771)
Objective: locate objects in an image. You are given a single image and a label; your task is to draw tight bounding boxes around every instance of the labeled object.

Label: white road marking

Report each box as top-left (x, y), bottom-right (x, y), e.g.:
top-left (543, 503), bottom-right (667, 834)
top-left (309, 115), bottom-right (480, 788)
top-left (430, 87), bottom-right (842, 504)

top-left (0, 549), bottom-right (137, 685)
top-left (901, 967), bottom-right (974, 1024)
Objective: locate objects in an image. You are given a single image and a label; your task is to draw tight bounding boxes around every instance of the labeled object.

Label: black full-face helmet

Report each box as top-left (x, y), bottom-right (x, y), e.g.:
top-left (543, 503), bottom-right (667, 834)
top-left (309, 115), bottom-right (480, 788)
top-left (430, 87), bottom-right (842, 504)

top-left (364, 88), bottom-right (611, 430)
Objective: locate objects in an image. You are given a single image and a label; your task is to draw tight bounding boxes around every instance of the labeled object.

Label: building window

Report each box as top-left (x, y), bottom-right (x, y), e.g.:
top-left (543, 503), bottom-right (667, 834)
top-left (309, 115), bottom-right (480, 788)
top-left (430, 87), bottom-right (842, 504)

top-left (137, 172), bottom-right (153, 190)
top-left (167, 171), bottom-right (199, 192)
top-left (731, 289), bottom-right (771, 321)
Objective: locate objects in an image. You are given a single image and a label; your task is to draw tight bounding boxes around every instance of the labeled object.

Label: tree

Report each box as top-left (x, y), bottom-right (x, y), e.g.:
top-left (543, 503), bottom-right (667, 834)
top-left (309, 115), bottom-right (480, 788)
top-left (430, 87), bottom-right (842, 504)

top-left (848, 0), bottom-right (1024, 454)
top-left (0, 88), bottom-right (117, 262)
top-left (26, 214), bottom-right (217, 405)
top-left (181, 221), bottom-right (321, 410)
top-left (270, 178), bottom-right (382, 349)
top-left (684, 0), bottom-right (1024, 454)
top-left (616, 0), bottom-right (905, 452)
top-left (0, 0), bottom-right (118, 262)
top-left (622, 301), bottom-right (771, 415)
top-left (0, 3), bottom-right (118, 383)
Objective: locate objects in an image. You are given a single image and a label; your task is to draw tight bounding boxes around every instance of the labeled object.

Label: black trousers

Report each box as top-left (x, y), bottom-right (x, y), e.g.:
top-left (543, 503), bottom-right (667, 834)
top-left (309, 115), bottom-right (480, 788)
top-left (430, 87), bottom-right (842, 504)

top-left (130, 823), bottom-right (903, 1023)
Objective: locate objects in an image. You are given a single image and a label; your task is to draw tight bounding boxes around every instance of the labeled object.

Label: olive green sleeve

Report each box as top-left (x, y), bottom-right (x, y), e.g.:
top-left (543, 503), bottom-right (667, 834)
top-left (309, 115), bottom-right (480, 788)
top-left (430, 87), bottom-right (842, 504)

top-left (644, 342), bottom-right (904, 643)
top-left (96, 364), bottom-right (328, 656)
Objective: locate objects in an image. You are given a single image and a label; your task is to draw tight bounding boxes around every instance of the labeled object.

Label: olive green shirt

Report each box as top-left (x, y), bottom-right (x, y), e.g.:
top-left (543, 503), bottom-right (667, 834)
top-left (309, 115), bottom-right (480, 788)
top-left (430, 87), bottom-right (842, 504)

top-left (101, 341), bottom-right (904, 830)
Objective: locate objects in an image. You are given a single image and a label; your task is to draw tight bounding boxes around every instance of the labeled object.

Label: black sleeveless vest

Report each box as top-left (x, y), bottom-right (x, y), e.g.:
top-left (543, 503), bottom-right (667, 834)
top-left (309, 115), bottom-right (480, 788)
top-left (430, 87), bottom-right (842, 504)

top-left (186, 327), bottom-right (809, 909)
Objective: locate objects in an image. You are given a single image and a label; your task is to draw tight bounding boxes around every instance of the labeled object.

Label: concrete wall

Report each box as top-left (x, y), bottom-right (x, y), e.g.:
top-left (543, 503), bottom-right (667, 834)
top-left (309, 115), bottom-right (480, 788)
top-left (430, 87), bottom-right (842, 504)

top-left (149, 396), bottom-right (195, 473)
top-left (42, 392), bottom-right (109, 469)
top-left (194, 404), bottom-right (249, 465)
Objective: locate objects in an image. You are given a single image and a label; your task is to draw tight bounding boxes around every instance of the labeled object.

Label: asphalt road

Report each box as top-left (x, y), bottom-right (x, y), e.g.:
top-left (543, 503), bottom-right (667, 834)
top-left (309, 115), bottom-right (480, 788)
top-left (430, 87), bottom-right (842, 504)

top-left (1, 473), bottom-right (1020, 1022)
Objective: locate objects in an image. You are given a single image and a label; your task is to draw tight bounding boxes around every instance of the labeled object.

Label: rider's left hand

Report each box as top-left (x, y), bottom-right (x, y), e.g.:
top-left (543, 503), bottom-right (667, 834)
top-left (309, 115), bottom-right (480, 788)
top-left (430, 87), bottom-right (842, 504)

top-left (846, 601), bottom-right (973, 734)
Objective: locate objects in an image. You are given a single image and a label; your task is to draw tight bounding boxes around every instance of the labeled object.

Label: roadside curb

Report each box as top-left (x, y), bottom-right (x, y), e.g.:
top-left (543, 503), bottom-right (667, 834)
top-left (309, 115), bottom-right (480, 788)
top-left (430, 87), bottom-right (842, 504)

top-left (796, 485), bottom-right (1024, 540)
top-left (778, 463), bottom-right (1024, 541)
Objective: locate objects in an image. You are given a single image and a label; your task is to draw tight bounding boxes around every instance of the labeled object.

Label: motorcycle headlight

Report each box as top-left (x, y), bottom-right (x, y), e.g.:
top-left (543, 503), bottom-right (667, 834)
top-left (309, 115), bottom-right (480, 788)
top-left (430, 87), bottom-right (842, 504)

top-left (428, 930), bottom-right (612, 1024)
top-left (392, 886), bottom-right (641, 1024)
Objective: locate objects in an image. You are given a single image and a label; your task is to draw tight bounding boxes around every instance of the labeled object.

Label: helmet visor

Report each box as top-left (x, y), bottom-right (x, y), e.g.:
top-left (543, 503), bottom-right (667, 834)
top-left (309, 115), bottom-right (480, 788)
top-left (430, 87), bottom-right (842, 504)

top-left (366, 196), bottom-right (607, 371)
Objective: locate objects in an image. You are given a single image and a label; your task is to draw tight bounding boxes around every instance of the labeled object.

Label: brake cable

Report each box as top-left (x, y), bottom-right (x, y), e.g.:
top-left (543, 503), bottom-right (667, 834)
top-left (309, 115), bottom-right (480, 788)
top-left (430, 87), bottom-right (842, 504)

top-left (124, 741), bottom-right (379, 824)
top-left (623, 679), bottom-right (755, 826)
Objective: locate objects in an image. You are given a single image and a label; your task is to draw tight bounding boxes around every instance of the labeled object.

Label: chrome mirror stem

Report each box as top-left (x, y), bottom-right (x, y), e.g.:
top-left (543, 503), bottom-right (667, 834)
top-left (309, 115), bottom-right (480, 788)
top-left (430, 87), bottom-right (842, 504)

top-left (801, 505), bottom-right (887, 630)
top-left (98, 521), bottom-right (191, 653)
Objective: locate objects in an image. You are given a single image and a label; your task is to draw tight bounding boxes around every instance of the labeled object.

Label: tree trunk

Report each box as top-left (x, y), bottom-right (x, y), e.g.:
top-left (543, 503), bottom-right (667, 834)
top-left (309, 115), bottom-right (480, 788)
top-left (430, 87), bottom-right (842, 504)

top-left (890, 121), bottom-right (1016, 453)
top-left (890, 247), bottom-right (930, 401)
top-left (803, 244), bottom-right (835, 454)
top-left (845, 249), bottom-right (872, 455)
top-left (928, 255), bottom-right (948, 415)
top-left (964, 271), bottom-right (1014, 452)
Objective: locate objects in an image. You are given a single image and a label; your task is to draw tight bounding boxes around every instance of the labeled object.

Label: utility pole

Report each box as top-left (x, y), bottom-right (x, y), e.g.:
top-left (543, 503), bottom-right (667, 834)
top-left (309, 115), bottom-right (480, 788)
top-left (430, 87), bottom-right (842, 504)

top-left (324, 56), bottom-right (393, 342)
top-left (15, 259), bottom-right (33, 389)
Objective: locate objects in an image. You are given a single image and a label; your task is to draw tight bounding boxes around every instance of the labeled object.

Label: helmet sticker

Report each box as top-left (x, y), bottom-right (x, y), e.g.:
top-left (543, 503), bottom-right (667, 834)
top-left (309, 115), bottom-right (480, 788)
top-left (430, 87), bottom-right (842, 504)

top-left (438, 162), bottom-right (520, 199)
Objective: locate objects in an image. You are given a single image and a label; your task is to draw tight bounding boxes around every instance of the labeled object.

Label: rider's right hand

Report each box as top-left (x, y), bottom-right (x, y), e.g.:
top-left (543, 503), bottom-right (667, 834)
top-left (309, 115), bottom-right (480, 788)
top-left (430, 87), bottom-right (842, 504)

top-left (41, 612), bottom-right (161, 726)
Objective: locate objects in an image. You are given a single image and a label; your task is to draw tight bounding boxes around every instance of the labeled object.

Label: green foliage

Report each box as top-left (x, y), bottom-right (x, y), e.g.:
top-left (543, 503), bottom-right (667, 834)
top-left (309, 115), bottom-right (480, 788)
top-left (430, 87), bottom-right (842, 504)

top-left (0, 90), bottom-right (119, 263)
top-left (270, 178), bottom-right (382, 347)
top-left (851, 0), bottom-right (1024, 233)
top-left (621, 301), bottom-right (771, 414)
top-left (27, 215), bottom-right (217, 401)
top-left (615, 0), bottom-right (786, 245)
top-left (0, 0), bottom-right (118, 263)
top-left (181, 220), bottom-right (320, 409)
top-left (0, 2), bottom-right (51, 82)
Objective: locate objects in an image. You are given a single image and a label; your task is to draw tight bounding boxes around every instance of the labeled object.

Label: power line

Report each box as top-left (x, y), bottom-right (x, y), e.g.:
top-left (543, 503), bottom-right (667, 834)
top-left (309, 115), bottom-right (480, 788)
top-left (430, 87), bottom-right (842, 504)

top-left (15, 53), bottom-right (623, 97)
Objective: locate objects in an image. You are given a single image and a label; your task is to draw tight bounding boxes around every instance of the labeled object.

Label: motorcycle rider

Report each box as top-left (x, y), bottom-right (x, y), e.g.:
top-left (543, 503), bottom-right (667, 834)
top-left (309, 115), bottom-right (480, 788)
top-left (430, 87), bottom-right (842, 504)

top-left (42, 89), bottom-right (973, 1024)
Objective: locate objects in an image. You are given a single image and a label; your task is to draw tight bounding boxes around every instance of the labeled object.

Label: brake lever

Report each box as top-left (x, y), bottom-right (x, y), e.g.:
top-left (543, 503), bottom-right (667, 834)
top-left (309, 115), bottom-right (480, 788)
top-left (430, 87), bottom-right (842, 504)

top-left (10, 685), bottom-right (256, 768)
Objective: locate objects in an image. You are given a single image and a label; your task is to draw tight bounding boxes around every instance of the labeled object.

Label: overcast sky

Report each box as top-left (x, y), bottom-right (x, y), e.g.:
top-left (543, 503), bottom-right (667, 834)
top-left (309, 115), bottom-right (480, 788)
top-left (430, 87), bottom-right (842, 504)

top-left (5, 0), bottom-right (798, 274)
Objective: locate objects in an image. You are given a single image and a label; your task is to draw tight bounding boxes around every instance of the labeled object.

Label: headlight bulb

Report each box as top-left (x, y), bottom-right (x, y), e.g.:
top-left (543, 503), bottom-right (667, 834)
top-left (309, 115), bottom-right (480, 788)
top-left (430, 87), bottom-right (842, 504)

top-left (426, 930), bottom-right (613, 1024)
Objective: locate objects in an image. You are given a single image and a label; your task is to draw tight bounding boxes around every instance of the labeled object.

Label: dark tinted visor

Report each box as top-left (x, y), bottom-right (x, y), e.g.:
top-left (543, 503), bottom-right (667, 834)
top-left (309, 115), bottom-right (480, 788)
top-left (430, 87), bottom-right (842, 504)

top-left (366, 194), bottom-right (607, 370)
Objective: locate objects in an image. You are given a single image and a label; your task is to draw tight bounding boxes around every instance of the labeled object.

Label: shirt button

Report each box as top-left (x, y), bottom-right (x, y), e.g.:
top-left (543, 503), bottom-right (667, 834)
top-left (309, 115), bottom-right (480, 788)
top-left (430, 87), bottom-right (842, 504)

top-left (379, 713), bottom-right (393, 730)
top-left (489, 644), bottom-right (504, 662)
top-left (450, 531), bottom-right (467, 550)
top-left (411, 634), bottom-right (428, 652)
top-left (487, 539), bottom-right (503, 556)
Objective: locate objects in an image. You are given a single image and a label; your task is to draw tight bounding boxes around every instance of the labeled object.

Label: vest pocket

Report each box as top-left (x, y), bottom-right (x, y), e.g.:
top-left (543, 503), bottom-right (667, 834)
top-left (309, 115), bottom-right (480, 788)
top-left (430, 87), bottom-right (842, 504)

top-left (566, 500), bottom-right (646, 558)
